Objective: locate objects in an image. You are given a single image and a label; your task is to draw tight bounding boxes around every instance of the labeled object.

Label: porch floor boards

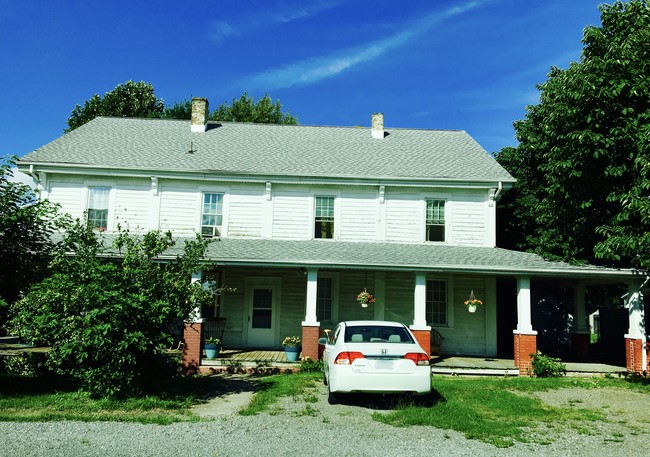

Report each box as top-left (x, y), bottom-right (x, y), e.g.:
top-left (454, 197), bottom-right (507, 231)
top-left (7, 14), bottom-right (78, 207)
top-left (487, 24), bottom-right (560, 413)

top-left (200, 351), bottom-right (627, 377)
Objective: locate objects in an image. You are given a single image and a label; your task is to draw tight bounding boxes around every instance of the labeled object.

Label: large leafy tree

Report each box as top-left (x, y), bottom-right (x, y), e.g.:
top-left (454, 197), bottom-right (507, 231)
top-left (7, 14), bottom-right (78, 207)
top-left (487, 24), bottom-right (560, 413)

top-left (65, 80), bottom-right (165, 132)
top-left (0, 157), bottom-right (64, 325)
top-left (496, 0), bottom-right (649, 270)
top-left (211, 92), bottom-right (298, 124)
top-left (10, 224), bottom-right (216, 397)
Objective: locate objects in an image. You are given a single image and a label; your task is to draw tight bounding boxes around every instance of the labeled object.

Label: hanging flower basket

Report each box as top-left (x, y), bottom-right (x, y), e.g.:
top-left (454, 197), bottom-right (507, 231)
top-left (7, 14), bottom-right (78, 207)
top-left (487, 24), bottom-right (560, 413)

top-left (356, 288), bottom-right (376, 308)
top-left (464, 289), bottom-right (483, 313)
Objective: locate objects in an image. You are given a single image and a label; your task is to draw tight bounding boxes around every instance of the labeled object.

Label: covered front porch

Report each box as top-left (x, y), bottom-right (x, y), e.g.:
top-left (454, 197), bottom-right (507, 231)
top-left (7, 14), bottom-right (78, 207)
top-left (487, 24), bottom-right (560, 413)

top-left (179, 238), bottom-right (647, 376)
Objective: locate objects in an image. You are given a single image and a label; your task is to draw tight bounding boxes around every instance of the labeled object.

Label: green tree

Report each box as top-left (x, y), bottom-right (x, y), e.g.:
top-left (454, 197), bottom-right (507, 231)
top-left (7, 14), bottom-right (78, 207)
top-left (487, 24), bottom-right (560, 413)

top-left (211, 92), bottom-right (298, 124)
top-left (495, 0), bottom-right (649, 270)
top-left (160, 99), bottom-right (192, 120)
top-left (65, 80), bottom-right (165, 132)
top-left (0, 157), bottom-right (64, 323)
top-left (10, 223), bottom-right (216, 397)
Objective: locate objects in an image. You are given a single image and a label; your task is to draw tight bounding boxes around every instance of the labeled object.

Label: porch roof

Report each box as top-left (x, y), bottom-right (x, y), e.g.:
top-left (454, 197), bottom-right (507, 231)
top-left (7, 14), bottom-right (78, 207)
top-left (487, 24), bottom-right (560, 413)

top-left (170, 238), bottom-right (640, 279)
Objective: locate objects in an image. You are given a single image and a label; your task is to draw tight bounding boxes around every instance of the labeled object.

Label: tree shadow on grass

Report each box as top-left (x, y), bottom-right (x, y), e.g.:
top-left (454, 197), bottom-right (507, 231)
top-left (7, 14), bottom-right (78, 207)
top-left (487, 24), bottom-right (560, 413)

top-left (0, 374), bottom-right (79, 396)
top-left (151, 373), bottom-right (262, 403)
top-left (333, 388), bottom-right (445, 410)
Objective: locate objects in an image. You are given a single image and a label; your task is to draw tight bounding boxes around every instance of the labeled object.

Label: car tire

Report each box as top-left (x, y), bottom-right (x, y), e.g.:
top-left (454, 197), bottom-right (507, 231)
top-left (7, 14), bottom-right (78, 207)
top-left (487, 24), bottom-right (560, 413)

top-left (327, 385), bottom-right (338, 405)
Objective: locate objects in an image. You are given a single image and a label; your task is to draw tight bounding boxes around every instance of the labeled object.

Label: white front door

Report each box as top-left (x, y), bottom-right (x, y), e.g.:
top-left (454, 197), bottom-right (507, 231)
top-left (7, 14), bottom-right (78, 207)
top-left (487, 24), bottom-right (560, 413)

top-left (247, 282), bottom-right (279, 348)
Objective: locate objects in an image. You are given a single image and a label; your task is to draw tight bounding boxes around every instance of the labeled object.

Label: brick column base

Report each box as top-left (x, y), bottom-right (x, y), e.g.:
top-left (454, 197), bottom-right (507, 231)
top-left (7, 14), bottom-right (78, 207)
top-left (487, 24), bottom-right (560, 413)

top-left (514, 332), bottom-right (537, 376)
top-left (625, 338), bottom-right (647, 375)
top-left (182, 322), bottom-right (203, 375)
top-left (410, 329), bottom-right (431, 358)
top-left (302, 325), bottom-right (320, 361)
top-left (570, 332), bottom-right (591, 362)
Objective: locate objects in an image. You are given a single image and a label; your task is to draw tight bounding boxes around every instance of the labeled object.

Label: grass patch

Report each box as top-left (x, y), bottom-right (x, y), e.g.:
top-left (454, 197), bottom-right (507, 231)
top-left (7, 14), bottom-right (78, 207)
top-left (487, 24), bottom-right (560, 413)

top-left (0, 373), bottom-right (222, 424)
top-left (239, 372), bottom-right (318, 416)
top-left (372, 377), bottom-right (615, 448)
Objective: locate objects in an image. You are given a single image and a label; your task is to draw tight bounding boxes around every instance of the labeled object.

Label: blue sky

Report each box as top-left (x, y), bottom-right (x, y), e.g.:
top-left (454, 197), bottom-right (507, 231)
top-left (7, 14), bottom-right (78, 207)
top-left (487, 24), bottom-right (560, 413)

top-left (1, 0), bottom-right (603, 162)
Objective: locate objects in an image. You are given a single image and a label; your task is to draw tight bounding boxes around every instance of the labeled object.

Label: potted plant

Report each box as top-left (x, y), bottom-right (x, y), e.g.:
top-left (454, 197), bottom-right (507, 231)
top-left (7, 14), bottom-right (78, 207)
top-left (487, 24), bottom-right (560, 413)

top-left (282, 336), bottom-right (302, 362)
top-left (464, 290), bottom-right (483, 313)
top-left (356, 288), bottom-right (376, 308)
top-left (204, 337), bottom-right (222, 359)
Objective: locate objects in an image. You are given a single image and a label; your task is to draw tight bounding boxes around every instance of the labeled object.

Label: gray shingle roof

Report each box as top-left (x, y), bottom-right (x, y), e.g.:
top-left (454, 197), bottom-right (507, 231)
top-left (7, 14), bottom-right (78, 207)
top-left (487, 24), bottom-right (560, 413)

top-left (20, 117), bottom-right (515, 182)
top-left (95, 236), bottom-right (634, 278)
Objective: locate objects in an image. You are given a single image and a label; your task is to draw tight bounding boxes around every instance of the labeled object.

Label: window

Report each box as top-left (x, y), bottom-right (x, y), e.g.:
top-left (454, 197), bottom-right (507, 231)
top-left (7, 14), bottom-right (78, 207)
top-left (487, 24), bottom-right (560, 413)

top-left (314, 196), bottom-right (334, 239)
top-left (202, 192), bottom-right (224, 237)
top-left (426, 199), bottom-right (445, 242)
top-left (426, 279), bottom-right (447, 326)
top-left (316, 277), bottom-right (333, 322)
top-left (87, 187), bottom-right (110, 231)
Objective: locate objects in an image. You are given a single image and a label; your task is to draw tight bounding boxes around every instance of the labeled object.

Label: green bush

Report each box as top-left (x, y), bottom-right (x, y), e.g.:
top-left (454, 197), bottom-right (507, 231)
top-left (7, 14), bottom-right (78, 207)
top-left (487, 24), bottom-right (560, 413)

top-left (299, 357), bottom-right (323, 373)
top-left (530, 351), bottom-right (567, 377)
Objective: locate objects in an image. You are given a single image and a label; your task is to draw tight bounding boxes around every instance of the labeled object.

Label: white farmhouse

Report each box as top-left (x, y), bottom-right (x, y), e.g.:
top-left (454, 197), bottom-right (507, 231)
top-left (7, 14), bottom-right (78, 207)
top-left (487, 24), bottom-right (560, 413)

top-left (18, 98), bottom-right (647, 375)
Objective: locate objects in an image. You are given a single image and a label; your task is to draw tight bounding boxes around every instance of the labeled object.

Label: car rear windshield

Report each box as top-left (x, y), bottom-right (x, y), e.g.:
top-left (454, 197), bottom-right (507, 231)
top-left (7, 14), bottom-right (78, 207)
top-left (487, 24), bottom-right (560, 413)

top-left (344, 325), bottom-right (414, 343)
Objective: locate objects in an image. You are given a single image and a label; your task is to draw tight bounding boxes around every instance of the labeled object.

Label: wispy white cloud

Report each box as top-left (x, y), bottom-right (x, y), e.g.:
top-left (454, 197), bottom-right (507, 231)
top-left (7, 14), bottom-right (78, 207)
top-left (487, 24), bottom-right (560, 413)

top-left (242, 1), bottom-right (489, 91)
top-left (209, 1), bottom-right (343, 44)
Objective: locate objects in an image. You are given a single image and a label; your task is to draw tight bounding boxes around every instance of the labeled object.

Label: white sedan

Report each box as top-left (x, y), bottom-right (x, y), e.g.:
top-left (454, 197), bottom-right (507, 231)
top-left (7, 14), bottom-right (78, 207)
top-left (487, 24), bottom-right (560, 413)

top-left (319, 320), bottom-right (431, 403)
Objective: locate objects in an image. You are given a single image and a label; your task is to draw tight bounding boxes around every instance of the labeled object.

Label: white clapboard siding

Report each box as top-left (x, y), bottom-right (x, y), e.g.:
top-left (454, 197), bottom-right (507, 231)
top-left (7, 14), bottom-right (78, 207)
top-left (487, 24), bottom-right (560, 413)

top-left (159, 185), bottom-right (199, 234)
top-left (442, 275), bottom-right (487, 356)
top-left (228, 190), bottom-right (263, 237)
top-left (338, 272), bottom-right (376, 322)
top-left (47, 181), bottom-right (85, 220)
top-left (272, 190), bottom-right (311, 240)
top-left (339, 191), bottom-right (378, 241)
top-left (385, 193), bottom-right (421, 243)
top-left (451, 195), bottom-right (487, 246)
top-left (114, 184), bottom-right (151, 231)
top-left (384, 272), bottom-right (415, 324)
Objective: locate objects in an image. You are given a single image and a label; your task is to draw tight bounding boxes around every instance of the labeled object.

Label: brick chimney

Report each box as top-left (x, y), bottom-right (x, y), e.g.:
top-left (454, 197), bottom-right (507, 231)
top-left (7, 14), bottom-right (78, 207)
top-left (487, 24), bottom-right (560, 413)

top-left (371, 113), bottom-right (384, 139)
top-left (191, 98), bottom-right (209, 133)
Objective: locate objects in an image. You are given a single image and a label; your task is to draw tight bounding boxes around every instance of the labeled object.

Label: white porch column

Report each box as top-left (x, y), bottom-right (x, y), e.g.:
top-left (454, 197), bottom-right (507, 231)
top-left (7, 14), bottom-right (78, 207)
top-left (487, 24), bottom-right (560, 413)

top-left (411, 273), bottom-right (430, 330)
top-left (516, 276), bottom-right (534, 333)
top-left (572, 284), bottom-right (589, 333)
top-left (302, 268), bottom-right (320, 326)
top-left (188, 271), bottom-right (204, 322)
top-left (625, 279), bottom-right (647, 374)
top-left (625, 281), bottom-right (646, 340)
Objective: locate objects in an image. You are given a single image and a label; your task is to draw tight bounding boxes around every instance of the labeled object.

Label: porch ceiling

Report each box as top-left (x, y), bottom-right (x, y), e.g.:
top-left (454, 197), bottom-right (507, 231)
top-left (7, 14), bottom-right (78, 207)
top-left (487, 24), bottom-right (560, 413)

top-left (160, 237), bottom-right (642, 280)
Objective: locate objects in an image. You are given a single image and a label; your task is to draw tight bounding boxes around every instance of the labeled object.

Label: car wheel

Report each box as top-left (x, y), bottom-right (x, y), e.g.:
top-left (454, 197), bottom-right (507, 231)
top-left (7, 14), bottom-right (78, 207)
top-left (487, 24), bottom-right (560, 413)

top-left (327, 384), bottom-right (338, 405)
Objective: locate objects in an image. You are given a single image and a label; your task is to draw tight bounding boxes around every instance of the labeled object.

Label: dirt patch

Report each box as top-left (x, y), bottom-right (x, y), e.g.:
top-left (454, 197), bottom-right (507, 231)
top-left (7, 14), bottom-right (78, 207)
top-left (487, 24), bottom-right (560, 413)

top-left (189, 373), bottom-right (258, 417)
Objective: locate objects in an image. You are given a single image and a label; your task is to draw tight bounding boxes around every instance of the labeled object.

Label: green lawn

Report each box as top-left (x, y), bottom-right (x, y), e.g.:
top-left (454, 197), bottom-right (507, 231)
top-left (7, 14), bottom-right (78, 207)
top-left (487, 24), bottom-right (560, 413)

top-left (0, 374), bottom-right (207, 424)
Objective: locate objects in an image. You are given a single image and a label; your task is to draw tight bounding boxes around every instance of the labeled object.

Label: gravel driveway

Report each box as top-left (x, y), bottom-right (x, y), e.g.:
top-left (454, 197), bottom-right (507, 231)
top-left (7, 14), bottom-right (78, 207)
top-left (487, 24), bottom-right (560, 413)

top-left (0, 375), bottom-right (648, 457)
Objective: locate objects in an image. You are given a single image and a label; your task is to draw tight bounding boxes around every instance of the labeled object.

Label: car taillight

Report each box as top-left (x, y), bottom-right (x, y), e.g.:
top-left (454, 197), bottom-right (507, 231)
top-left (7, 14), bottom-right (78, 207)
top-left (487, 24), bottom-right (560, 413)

top-left (404, 352), bottom-right (430, 366)
top-left (334, 351), bottom-right (365, 365)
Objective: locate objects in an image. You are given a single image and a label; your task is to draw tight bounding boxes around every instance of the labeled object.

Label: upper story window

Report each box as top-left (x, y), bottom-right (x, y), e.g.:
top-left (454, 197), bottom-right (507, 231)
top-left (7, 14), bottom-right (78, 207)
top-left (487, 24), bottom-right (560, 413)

top-left (314, 196), bottom-right (334, 239)
top-left (316, 277), bottom-right (333, 322)
top-left (426, 199), bottom-right (445, 242)
top-left (426, 279), bottom-right (447, 326)
top-left (202, 192), bottom-right (224, 237)
top-left (87, 187), bottom-right (110, 231)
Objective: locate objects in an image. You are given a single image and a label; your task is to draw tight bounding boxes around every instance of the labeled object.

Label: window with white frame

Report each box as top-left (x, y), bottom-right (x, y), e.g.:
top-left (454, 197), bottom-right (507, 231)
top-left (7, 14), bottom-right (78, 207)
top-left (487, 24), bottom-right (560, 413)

top-left (87, 187), bottom-right (110, 231)
top-left (202, 192), bottom-right (224, 237)
top-left (314, 196), bottom-right (335, 239)
top-left (426, 199), bottom-right (445, 242)
top-left (426, 279), bottom-right (447, 326)
top-left (316, 277), bottom-right (333, 322)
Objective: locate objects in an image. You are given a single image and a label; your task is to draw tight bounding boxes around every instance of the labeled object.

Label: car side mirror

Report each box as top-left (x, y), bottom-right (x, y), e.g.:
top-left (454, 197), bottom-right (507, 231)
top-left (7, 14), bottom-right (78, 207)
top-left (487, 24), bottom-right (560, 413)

top-left (318, 337), bottom-right (328, 345)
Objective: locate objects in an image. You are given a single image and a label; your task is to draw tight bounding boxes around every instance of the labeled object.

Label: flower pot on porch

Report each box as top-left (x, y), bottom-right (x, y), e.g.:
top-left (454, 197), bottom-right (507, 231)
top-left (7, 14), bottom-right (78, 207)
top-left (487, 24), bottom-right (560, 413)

top-left (284, 346), bottom-right (301, 362)
top-left (467, 304), bottom-right (477, 313)
top-left (205, 343), bottom-right (221, 359)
